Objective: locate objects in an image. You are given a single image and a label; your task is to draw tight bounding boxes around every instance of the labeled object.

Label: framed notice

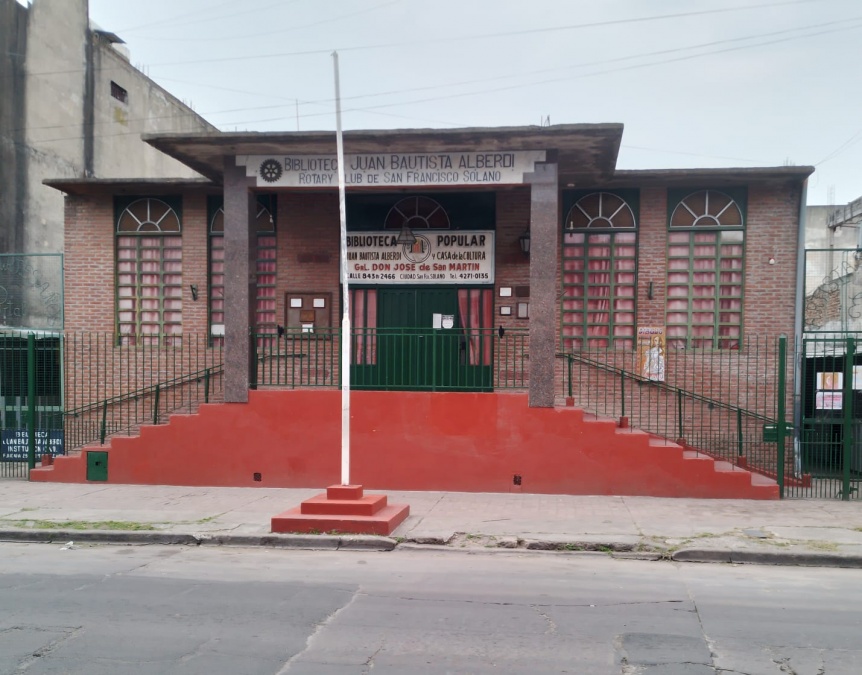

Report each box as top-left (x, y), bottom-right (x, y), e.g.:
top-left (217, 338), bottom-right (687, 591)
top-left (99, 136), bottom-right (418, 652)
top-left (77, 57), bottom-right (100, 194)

top-left (637, 326), bottom-right (666, 383)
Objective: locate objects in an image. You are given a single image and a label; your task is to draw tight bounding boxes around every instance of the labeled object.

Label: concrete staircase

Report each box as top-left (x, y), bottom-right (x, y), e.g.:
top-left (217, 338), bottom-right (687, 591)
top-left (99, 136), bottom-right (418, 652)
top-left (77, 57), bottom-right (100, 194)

top-left (31, 390), bottom-right (778, 499)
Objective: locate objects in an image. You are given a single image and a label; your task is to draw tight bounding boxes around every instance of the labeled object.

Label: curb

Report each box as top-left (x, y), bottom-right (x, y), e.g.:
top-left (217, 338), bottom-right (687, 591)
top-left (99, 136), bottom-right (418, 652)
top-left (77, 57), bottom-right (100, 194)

top-left (672, 547), bottom-right (862, 569)
top-left (0, 529), bottom-right (396, 551)
top-left (1, 530), bottom-right (860, 567)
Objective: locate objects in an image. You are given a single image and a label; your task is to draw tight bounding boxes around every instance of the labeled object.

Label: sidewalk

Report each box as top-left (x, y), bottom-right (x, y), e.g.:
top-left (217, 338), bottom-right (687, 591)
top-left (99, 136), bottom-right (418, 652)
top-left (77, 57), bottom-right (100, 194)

top-left (2, 481), bottom-right (862, 567)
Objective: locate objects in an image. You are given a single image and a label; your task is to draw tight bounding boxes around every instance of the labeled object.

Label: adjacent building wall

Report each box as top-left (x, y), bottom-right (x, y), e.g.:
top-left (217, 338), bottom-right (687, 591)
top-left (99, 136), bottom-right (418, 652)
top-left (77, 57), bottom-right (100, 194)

top-left (0, 0), bottom-right (217, 328)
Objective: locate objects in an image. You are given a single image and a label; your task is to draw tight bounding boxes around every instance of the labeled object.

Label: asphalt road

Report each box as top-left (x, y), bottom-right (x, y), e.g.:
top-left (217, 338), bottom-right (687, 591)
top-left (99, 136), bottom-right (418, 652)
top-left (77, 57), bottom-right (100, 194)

top-left (0, 543), bottom-right (860, 674)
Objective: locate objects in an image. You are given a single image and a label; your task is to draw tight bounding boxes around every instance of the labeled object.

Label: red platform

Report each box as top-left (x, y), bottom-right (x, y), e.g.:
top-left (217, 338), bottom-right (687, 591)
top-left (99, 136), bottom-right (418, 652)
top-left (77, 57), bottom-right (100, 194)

top-left (271, 484), bottom-right (410, 536)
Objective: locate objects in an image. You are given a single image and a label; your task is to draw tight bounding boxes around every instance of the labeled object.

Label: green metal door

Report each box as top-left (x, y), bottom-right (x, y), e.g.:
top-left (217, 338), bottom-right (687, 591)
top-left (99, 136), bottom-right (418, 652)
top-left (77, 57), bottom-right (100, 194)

top-left (375, 288), bottom-right (460, 390)
top-left (351, 287), bottom-right (492, 391)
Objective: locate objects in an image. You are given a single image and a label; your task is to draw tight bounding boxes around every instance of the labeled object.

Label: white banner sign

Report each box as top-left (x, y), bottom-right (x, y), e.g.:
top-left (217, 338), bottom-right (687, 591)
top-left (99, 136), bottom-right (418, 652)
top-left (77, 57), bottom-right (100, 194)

top-left (344, 230), bottom-right (494, 285)
top-left (237, 151), bottom-right (546, 188)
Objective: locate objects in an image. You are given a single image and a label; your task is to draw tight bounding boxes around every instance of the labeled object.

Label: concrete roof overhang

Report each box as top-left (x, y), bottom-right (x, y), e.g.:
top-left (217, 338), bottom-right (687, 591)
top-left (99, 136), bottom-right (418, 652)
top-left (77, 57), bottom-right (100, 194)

top-left (598, 166), bottom-right (815, 188)
top-left (43, 177), bottom-right (219, 196)
top-left (142, 124), bottom-right (625, 185)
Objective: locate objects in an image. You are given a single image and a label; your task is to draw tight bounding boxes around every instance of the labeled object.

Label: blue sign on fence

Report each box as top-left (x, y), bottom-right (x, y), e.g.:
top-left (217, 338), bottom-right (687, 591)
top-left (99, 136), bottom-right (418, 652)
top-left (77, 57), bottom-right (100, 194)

top-left (0, 428), bottom-right (64, 461)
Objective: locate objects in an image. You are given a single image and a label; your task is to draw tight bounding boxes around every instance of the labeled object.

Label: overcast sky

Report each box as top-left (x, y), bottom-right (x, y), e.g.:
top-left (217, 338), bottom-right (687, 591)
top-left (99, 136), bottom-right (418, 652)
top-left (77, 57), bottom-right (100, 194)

top-left (86, 0), bottom-right (861, 205)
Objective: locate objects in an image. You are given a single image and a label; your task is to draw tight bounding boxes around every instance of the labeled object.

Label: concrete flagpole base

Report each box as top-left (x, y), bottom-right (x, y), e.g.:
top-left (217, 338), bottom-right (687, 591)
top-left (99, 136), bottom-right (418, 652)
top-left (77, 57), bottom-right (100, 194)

top-left (271, 485), bottom-right (410, 536)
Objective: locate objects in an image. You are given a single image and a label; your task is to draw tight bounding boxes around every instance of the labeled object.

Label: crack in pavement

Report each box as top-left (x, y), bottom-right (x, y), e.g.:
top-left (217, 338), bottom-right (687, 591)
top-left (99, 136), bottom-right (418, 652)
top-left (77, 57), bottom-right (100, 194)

top-left (531, 605), bottom-right (558, 635)
top-left (275, 586), bottom-right (362, 674)
top-left (13, 625), bottom-right (83, 673)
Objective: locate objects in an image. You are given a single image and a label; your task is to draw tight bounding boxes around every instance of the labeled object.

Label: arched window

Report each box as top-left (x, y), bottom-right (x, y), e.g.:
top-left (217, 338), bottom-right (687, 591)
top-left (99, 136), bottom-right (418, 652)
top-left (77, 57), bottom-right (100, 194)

top-left (208, 200), bottom-right (278, 344)
top-left (384, 196), bottom-right (450, 230)
top-left (115, 198), bottom-right (182, 345)
top-left (562, 192), bottom-right (637, 350)
top-left (667, 189), bottom-right (745, 349)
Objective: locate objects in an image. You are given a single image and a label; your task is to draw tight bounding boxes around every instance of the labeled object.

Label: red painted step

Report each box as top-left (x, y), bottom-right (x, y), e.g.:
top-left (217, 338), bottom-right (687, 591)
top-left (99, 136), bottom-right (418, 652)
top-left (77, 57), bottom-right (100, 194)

top-left (31, 391), bottom-right (779, 499)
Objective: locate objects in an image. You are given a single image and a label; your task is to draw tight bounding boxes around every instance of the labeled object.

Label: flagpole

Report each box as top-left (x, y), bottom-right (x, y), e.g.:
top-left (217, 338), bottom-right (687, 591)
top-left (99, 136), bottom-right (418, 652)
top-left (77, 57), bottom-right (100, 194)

top-left (333, 51), bottom-right (351, 486)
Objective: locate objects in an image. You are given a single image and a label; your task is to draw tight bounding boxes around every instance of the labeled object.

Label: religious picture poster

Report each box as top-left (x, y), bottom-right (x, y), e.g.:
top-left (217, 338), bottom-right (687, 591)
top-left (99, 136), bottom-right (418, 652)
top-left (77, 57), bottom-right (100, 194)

top-left (816, 391), bottom-right (843, 410)
top-left (637, 326), bottom-right (666, 382)
top-left (817, 371), bottom-right (843, 391)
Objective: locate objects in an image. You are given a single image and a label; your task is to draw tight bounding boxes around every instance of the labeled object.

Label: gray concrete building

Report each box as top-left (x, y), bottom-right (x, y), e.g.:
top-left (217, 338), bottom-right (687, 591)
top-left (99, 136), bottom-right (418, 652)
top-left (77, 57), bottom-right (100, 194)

top-left (0, 0), bottom-right (216, 263)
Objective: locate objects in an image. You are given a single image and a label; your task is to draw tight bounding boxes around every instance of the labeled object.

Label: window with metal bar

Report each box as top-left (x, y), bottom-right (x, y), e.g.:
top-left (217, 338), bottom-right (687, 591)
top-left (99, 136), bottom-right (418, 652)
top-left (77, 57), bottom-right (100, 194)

top-left (116, 198), bottom-right (182, 346)
top-left (667, 189), bottom-right (745, 349)
top-left (561, 192), bottom-right (637, 350)
top-left (208, 200), bottom-right (277, 344)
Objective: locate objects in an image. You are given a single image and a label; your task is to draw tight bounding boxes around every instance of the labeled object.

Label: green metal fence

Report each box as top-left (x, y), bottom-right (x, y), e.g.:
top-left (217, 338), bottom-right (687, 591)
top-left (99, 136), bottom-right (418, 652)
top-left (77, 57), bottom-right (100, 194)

top-left (558, 334), bottom-right (791, 490)
top-left (252, 327), bottom-right (529, 391)
top-left (789, 334), bottom-right (862, 499)
top-left (0, 332), bottom-right (223, 478)
top-left (0, 332), bottom-right (63, 478)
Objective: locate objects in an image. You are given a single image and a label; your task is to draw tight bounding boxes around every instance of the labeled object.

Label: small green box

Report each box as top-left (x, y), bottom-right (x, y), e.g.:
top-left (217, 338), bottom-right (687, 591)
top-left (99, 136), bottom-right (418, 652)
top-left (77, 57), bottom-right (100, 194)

top-left (763, 424), bottom-right (777, 443)
top-left (86, 451), bottom-right (108, 481)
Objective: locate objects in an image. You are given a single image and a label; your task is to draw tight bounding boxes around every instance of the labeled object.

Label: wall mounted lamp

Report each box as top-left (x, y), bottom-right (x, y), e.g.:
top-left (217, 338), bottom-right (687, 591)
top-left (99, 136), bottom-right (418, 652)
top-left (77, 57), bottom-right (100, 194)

top-left (518, 227), bottom-right (531, 256)
top-left (190, 284), bottom-right (199, 301)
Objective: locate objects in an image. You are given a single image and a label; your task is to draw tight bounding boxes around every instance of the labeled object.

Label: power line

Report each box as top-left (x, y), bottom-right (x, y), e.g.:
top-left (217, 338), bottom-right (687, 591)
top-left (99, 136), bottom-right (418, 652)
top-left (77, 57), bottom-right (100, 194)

top-left (815, 129), bottom-right (862, 165)
top-left (132, 0), bottom-right (402, 43)
top-left (28, 0), bottom-right (828, 76)
top-left (12, 15), bottom-right (859, 141)
top-left (217, 20), bottom-right (862, 127)
top-left (113, 0), bottom-right (298, 34)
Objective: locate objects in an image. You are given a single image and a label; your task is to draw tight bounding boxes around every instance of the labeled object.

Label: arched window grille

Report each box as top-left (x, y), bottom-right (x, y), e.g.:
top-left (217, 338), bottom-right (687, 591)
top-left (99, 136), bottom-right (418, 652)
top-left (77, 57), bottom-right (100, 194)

top-left (384, 196), bottom-right (450, 230)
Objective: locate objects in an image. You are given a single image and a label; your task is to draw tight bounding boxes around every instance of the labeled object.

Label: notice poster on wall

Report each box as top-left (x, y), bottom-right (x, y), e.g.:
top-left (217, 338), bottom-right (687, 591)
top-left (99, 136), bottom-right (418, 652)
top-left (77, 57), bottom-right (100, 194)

top-left (816, 391), bottom-right (843, 410)
top-left (817, 371), bottom-right (843, 391)
top-left (637, 326), bottom-right (666, 382)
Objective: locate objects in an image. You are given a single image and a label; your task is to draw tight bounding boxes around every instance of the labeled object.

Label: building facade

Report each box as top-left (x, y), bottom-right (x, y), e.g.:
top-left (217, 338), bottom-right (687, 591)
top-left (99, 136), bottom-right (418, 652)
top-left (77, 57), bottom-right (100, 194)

top-left (35, 124), bottom-right (813, 497)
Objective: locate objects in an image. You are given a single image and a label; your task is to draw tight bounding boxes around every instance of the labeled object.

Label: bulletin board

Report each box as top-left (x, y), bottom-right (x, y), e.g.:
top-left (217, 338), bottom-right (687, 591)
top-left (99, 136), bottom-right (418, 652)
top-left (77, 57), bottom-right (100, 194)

top-left (284, 292), bottom-right (332, 334)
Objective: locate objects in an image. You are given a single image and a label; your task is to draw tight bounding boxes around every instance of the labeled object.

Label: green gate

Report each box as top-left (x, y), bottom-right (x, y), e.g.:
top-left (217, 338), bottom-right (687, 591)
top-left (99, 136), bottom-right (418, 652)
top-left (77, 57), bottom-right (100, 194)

top-left (0, 332), bottom-right (64, 479)
top-left (352, 287), bottom-right (492, 391)
top-left (790, 336), bottom-right (862, 499)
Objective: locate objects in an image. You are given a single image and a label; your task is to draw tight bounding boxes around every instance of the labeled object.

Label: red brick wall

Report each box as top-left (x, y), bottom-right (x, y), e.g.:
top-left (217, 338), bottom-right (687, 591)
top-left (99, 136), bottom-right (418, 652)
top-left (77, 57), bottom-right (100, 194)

top-left (62, 182), bottom-right (800, 424)
top-left (64, 195), bottom-right (114, 332)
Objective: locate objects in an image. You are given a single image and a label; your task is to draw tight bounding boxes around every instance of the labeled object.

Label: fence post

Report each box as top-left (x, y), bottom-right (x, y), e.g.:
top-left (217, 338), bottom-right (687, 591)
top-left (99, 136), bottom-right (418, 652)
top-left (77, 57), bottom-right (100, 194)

top-left (736, 407), bottom-right (744, 463)
top-left (842, 336), bottom-right (855, 501)
top-left (567, 356), bottom-right (573, 399)
top-left (619, 370), bottom-right (627, 427)
top-left (250, 330), bottom-right (258, 390)
top-left (777, 335), bottom-right (786, 498)
top-left (676, 388), bottom-right (684, 442)
top-left (153, 384), bottom-right (160, 426)
top-left (204, 368), bottom-right (211, 404)
top-left (27, 333), bottom-right (37, 472)
top-left (100, 400), bottom-right (108, 445)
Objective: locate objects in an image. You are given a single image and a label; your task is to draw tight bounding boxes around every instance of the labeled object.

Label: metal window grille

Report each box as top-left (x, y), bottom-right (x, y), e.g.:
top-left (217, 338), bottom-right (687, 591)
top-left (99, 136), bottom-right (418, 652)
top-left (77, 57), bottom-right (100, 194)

top-left (562, 231), bottom-right (637, 350)
top-left (666, 230), bottom-right (744, 349)
top-left (116, 235), bottom-right (183, 345)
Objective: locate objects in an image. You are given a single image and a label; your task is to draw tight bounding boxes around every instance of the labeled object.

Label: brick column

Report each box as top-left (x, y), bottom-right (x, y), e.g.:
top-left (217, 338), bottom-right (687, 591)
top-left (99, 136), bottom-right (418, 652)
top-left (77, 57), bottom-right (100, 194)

top-left (223, 158), bottom-right (257, 403)
top-left (526, 162), bottom-right (559, 407)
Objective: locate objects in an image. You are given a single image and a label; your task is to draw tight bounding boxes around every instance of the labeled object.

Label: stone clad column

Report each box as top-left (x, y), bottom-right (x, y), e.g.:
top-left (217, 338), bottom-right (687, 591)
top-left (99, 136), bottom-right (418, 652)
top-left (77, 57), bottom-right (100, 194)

top-left (526, 162), bottom-right (559, 408)
top-left (223, 157), bottom-right (257, 403)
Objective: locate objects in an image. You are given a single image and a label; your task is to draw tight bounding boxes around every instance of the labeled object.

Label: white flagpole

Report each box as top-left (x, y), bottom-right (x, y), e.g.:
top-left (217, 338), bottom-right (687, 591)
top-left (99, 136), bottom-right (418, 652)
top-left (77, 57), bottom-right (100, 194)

top-left (333, 51), bottom-right (351, 486)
